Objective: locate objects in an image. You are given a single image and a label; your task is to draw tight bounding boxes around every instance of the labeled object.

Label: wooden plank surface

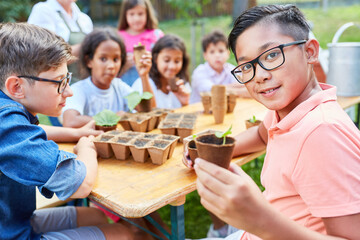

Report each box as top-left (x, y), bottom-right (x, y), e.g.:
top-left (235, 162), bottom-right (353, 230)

top-left (37, 96), bottom-right (360, 214)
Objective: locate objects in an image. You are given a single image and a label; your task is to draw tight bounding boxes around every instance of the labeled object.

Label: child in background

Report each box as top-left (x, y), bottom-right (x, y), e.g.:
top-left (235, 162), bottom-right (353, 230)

top-left (118, 0), bottom-right (164, 86)
top-left (190, 30), bottom-right (250, 104)
top-left (132, 34), bottom-right (191, 109)
top-left (0, 22), bottom-right (133, 240)
top-left (62, 28), bottom-right (155, 128)
top-left (192, 5), bottom-right (360, 240)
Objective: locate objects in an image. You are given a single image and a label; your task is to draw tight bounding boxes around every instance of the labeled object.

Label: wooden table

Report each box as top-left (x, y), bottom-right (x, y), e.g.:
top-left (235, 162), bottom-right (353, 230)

top-left (37, 96), bottom-right (360, 239)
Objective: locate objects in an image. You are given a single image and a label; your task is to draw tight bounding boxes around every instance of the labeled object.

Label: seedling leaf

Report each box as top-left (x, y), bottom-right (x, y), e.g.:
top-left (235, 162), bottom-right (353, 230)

top-left (215, 125), bottom-right (232, 145)
top-left (249, 115), bottom-right (257, 123)
top-left (125, 91), bottom-right (153, 112)
top-left (93, 109), bottom-right (120, 126)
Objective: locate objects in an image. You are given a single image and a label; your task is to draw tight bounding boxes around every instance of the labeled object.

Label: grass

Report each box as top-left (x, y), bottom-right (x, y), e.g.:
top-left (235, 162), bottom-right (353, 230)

top-left (157, 4), bottom-right (360, 238)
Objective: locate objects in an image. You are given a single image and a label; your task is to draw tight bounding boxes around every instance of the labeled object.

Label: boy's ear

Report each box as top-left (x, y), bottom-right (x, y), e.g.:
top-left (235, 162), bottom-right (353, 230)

top-left (203, 52), bottom-right (208, 62)
top-left (304, 39), bottom-right (320, 64)
top-left (86, 56), bottom-right (93, 69)
top-left (5, 76), bottom-right (26, 99)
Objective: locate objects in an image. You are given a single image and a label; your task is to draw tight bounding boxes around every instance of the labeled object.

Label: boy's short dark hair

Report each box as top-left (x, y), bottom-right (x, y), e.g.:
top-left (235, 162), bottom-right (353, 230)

top-left (0, 22), bottom-right (72, 90)
top-left (80, 28), bottom-right (127, 77)
top-left (202, 30), bottom-right (228, 52)
top-left (228, 4), bottom-right (310, 60)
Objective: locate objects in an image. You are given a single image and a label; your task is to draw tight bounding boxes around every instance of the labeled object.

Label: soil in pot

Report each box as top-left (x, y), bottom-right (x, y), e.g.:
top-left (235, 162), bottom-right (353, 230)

top-left (165, 113), bottom-right (183, 120)
top-left (144, 133), bottom-right (159, 139)
top-left (195, 134), bottom-right (235, 169)
top-left (107, 130), bottom-right (123, 136)
top-left (158, 121), bottom-right (178, 135)
top-left (100, 135), bottom-right (114, 142)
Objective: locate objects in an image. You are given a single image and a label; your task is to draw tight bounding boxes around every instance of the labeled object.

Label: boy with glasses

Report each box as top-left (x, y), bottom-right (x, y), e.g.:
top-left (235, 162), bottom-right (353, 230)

top-left (0, 23), bottom-right (133, 240)
top-left (192, 5), bottom-right (360, 240)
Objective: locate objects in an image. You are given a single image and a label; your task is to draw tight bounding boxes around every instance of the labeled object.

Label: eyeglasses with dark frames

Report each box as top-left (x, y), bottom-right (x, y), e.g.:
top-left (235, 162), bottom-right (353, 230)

top-left (18, 72), bottom-right (72, 94)
top-left (231, 40), bottom-right (307, 84)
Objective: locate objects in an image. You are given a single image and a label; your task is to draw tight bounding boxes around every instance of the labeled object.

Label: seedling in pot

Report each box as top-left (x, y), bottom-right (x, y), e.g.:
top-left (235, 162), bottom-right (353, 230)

top-left (215, 125), bottom-right (232, 145)
top-left (249, 115), bottom-right (257, 123)
top-left (125, 91), bottom-right (153, 112)
top-left (93, 109), bottom-right (121, 131)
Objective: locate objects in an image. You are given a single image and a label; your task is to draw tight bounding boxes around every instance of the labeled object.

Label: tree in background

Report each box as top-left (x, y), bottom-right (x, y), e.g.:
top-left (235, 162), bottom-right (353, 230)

top-left (0, 0), bottom-right (38, 22)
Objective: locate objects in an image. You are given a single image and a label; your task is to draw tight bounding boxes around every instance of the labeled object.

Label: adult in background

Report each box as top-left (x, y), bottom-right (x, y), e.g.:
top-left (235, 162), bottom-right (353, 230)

top-left (28, 0), bottom-right (93, 82)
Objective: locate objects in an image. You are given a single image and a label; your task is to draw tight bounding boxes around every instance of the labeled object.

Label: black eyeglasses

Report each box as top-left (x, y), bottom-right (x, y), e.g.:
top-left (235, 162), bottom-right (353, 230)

top-left (231, 40), bottom-right (307, 84)
top-left (18, 72), bottom-right (72, 94)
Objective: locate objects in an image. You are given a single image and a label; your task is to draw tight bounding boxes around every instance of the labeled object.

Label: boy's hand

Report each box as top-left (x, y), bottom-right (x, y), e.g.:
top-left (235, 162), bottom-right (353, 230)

top-left (77, 120), bottom-right (103, 138)
top-left (194, 159), bottom-right (271, 233)
top-left (136, 51), bottom-right (152, 77)
top-left (168, 79), bottom-right (190, 106)
top-left (74, 135), bottom-right (97, 155)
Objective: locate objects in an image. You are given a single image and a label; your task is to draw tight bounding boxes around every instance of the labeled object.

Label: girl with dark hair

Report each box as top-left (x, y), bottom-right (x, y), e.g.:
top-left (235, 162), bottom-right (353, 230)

top-left (118, 0), bottom-right (164, 86)
top-left (62, 28), bottom-right (154, 128)
top-left (132, 34), bottom-right (191, 109)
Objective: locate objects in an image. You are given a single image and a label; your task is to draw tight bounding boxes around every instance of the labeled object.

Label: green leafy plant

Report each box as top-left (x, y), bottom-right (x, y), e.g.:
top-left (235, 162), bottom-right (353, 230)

top-left (192, 134), bottom-right (197, 140)
top-left (124, 91), bottom-right (153, 112)
top-left (249, 115), bottom-right (257, 123)
top-left (93, 109), bottom-right (120, 127)
top-left (215, 125), bottom-right (232, 145)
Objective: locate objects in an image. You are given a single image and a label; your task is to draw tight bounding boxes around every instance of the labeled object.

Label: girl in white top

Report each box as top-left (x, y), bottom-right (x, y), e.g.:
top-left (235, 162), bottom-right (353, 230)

top-left (132, 35), bottom-right (191, 109)
top-left (62, 28), bottom-right (155, 128)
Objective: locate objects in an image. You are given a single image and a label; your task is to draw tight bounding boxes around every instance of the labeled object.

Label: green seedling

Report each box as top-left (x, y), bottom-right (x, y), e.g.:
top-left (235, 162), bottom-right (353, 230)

top-left (93, 109), bottom-right (121, 126)
top-left (249, 115), bottom-right (257, 123)
top-left (215, 125), bottom-right (232, 145)
top-left (124, 91), bottom-right (153, 112)
top-left (192, 134), bottom-right (197, 140)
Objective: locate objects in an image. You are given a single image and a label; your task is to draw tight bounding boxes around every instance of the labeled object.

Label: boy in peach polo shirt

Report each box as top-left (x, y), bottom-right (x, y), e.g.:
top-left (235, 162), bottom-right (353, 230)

top-left (190, 4), bottom-right (360, 240)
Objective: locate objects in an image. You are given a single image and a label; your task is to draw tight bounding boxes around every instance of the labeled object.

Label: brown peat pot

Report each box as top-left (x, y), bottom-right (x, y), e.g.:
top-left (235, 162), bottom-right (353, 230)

top-left (95, 125), bottom-right (117, 132)
top-left (195, 134), bottom-right (235, 169)
top-left (187, 140), bottom-right (198, 163)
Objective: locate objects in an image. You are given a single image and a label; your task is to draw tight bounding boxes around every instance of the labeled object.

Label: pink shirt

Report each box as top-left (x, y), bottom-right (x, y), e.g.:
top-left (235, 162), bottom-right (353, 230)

top-left (118, 29), bottom-right (164, 53)
top-left (242, 83), bottom-right (360, 240)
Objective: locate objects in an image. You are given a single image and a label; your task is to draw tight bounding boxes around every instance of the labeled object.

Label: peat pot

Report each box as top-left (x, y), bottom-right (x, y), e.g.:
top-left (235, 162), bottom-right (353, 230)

top-left (327, 22), bottom-right (360, 96)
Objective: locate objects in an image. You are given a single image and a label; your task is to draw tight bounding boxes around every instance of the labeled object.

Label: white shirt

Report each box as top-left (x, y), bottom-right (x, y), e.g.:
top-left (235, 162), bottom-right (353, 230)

top-left (27, 0), bottom-right (93, 42)
top-left (132, 77), bottom-right (191, 109)
top-left (63, 77), bottom-right (134, 116)
top-left (190, 62), bottom-right (236, 104)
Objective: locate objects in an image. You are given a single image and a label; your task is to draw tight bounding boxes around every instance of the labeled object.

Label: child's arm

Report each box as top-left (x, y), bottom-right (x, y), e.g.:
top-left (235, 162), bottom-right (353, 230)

top-left (195, 160), bottom-right (356, 240)
top-left (70, 135), bottom-right (98, 198)
top-left (136, 51), bottom-right (156, 109)
top-left (41, 120), bottom-right (103, 142)
top-left (232, 121), bottom-right (267, 157)
top-left (63, 109), bottom-right (94, 128)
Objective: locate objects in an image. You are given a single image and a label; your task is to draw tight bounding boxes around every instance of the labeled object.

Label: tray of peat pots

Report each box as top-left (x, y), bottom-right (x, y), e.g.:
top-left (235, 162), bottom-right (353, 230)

top-left (245, 115), bottom-right (262, 129)
top-left (194, 125), bottom-right (236, 169)
top-left (158, 113), bottom-right (198, 142)
top-left (118, 113), bottom-right (132, 131)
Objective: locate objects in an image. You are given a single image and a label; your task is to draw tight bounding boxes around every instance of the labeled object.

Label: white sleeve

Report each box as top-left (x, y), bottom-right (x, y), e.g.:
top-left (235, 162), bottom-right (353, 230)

top-left (27, 3), bottom-right (57, 33)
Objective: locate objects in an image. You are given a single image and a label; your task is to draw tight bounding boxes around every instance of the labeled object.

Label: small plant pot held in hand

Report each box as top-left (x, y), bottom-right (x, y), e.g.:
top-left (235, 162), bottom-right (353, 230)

top-left (195, 134), bottom-right (235, 169)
